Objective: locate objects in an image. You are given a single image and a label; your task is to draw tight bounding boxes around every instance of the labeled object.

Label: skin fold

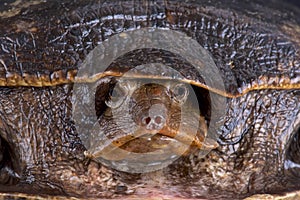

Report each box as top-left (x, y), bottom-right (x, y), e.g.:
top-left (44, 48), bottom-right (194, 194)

top-left (0, 0), bottom-right (299, 199)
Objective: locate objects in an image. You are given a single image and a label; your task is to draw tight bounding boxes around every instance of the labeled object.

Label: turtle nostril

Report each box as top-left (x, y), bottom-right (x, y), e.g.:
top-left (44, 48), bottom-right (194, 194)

top-left (142, 116), bottom-right (152, 125)
top-left (154, 116), bottom-right (162, 125)
top-left (141, 115), bottom-right (165, 130)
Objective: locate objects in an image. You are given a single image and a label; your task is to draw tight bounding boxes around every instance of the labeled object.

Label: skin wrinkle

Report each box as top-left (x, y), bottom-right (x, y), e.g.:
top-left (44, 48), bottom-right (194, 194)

top-left (0, 0), bottom-right (299, 199)
top-left (95, 81), bottom-right (205, 152)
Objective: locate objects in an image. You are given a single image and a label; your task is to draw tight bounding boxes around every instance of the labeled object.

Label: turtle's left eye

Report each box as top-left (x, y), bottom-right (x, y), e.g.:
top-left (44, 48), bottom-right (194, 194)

top-left (105, 83), bottom-right (128, 109)
top-left (171, 83), bottom-right (189, 104)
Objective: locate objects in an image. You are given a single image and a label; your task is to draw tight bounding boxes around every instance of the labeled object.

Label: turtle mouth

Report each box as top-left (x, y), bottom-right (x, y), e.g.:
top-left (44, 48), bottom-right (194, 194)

top-left (100, 127), bottom-right (194, 156)
top-left (117, 132), bottom-right (180, 153)
top-left (115, 126), bottom-right (192, 153)
top-left (89, 123), bottom-right (218, 163)
top-left (113, 129), bottom-right (218, 155)
top-left (87, 126), bottom-right (196, 162)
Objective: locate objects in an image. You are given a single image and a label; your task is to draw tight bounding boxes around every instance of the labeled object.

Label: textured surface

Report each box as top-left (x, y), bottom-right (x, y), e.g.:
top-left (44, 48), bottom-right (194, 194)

top-left (0, 0), bottom-right (299, 94)
top-left (0, 0), bottom-right (299, 199)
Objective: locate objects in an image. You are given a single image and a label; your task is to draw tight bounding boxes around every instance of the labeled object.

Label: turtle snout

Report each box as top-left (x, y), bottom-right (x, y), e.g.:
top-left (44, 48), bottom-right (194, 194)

top-left (141, 114), bottom-right (165, 130)
top-left (141, 104), bottom-right (167, 131)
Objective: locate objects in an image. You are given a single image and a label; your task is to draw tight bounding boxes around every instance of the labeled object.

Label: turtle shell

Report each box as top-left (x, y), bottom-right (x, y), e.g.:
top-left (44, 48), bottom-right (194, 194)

top-left (0, 0), bottom-right (300, 199)
top-left (0, 0), bottom-right (299, 95)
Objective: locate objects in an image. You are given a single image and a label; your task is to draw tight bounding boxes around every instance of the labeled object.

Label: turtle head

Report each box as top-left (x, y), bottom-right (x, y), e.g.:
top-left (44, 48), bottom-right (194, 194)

top-left (88, 78), bottom-right (218, 161)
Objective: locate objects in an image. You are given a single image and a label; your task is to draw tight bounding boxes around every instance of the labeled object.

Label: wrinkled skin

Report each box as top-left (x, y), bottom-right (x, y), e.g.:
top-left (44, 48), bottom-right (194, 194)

top-left (0, 0), bottom-right (300, 199)
top-left (90, 79), bottom-right (213, 160)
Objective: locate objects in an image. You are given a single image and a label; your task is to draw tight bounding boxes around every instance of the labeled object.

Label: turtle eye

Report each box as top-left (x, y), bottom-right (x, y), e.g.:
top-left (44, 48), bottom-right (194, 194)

top-left (105, 83), bottom-right (128, 109)
top-left (172, 83), bottom-right (189, 104)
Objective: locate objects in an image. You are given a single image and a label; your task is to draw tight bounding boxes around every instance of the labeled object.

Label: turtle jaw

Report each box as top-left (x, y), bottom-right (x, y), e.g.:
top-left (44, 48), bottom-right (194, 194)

top-left (88, 132), bottom-right (191, 162)
top-left (118, 124), bottom-right (218, 153)
top-left (89, 121), bottom-right (218, 162)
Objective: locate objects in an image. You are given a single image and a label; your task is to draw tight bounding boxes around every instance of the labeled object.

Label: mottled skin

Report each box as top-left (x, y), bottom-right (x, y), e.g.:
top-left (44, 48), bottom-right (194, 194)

top-left (0, 0), bottom-right (300, 199)
top-left (90, 79), bottom-right (213, 159)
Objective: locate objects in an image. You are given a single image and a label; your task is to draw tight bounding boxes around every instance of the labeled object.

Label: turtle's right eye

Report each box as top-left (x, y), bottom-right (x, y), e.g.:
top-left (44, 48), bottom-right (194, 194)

top-left (105, 83), bottom-right (128, 109)
top-left (171, 83), bottom-right (189, 104)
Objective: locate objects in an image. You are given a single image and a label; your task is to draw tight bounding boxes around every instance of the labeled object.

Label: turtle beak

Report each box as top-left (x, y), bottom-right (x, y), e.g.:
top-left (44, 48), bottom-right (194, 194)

top-left (88, 119), bottom-right (219, 161)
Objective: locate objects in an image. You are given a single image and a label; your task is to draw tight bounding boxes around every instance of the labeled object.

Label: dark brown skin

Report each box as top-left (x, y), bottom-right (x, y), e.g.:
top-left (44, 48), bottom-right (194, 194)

top-left (90, 80), bottom-right (212, 157)
top-left (0, 0), bottom-right (300, 199)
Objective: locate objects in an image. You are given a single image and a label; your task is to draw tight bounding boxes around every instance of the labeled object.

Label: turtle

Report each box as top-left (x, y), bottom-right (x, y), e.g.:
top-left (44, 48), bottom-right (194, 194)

top-left (0, 0), bottom-right (300, 199)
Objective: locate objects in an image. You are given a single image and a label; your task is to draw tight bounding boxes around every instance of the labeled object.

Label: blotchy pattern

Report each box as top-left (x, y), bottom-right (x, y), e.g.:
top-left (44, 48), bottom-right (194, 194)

top-left (0, 0), bottom-right (299, 199)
